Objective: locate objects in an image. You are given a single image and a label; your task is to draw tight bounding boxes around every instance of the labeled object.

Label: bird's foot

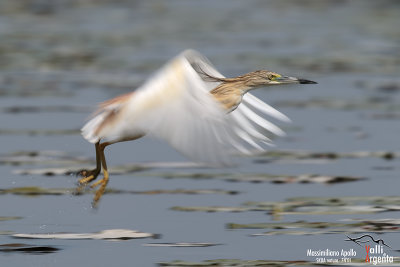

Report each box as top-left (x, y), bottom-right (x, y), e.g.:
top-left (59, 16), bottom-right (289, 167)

top-left (77, 168), bottom-right (100, 180)
top-left (77, 168), bottom-right (100, 184)
top-left (74, 168), bottom-right (100, 195)
top-left (90, 177), bottom-right (109, 208)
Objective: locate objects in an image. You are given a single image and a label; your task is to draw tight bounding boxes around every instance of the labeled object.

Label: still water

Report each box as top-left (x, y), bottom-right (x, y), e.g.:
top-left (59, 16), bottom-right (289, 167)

top-left (0, 1), bottom-right (399, 266)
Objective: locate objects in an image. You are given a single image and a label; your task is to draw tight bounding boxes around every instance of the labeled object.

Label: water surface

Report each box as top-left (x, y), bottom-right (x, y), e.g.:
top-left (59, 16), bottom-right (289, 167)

top-left (1, 1), bottom-right (399, 266)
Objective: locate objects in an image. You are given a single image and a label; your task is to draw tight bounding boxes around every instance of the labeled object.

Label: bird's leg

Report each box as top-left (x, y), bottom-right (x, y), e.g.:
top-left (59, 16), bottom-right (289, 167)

top-left (88, 135), bottom-right (145, 207)
top-left (77, 134), bottom-right (144, 207)
top-left (74, 141), bottom-right (109, 207)
top-left (90, 142), bottom-right (110, 207)
top-left (77, 142), bottom-right (102, 185)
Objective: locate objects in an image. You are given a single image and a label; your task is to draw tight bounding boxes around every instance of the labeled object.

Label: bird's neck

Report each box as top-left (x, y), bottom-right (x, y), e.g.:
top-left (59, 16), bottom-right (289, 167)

top-left (202, 70), bottom-right (261, 112)
top-left (210, 81), bottom-right (251, 112)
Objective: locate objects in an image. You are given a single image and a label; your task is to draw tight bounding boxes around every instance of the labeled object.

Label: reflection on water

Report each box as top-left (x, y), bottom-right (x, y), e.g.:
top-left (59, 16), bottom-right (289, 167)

top-left (0, 243), bottom-right (60, 254)
top-left (1, 1), bottom-right (400, 266)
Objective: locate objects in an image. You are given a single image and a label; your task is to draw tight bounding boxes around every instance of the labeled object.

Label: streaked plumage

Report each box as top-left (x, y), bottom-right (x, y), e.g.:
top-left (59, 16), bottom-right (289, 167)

top-left (77, 49), bottom-right (316, 206)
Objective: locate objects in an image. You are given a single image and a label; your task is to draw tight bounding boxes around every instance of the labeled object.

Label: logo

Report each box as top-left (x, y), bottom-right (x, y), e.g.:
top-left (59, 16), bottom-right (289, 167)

top-left (345, 234), bottom-right (394, 265)
top-left (345, 234), bottom-right (391, 248)
top-left (306, 234), bottom-right (395, 265)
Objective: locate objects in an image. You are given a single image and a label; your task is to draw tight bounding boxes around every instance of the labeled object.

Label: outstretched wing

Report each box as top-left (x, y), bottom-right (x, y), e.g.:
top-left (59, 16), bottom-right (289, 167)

top-left (82, 49), bottom-right (289, 165)
top-left (180, 50), bottom-right (290, 156)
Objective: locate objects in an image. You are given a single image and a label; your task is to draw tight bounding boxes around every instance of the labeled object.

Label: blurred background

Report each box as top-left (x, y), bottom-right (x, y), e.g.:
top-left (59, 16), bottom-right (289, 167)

top-left (0, 1), bottom-right (399, 266)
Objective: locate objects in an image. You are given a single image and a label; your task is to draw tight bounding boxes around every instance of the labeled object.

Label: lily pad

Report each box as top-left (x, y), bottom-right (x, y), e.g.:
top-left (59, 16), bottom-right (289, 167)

top-left (144, 243), bottom-right (220, 247)
top-left (16, 167), bottom-right (364, 186)
top-left (13, 229), bottom-right (159, 240)
top-left (256, 150), bottom-right (399, 162)
top-left (258, 150), bottom-right (339, 160)
top-left (228, 219), bottom-right (400, 235)
top-left (172, 196), bottom-right (400, 216)
top-left (0, 150), bottom-right (91, 166)
top-left (171, 206), bottom-right (270, 213)
top-left (0, 216), bottom-right (22, 221)
top-left (1, 105), bottom-right (90, 114)
top-left (14, 161), bottom-right (203, 176)
top-left (0, 186), bottom-right (237, 197)
top-left (158, 172), bottom-right (364, 184)
top-left (159, 257), bottom-right (400, 266)
top-left (0, 243), bottom-right (59, 254)
top-left (227, 221), bottom-right (354, 230)
top-left (0, 129), bottom-right (79, 136)
top-left (106, 189), bottom-right (239, 196)
top-left (270, 174), bottom-right (364, 184)
top-left (0, 187), bottom-right (68, 196)
top-left (285, 196), bottom-right (400, 206)
top-left (158, 258), bottom-right (393, 266)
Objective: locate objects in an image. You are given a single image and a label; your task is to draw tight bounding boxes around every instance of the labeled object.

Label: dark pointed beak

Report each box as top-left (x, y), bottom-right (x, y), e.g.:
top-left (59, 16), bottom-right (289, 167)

top-left (298, 78), bottom-right (318, 84)
top-left (272, 76), bottom-right (317, 84)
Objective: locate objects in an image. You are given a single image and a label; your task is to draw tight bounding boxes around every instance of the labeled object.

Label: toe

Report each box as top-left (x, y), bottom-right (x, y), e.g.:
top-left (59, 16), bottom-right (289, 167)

top-left (78, 175), bottom-right (95, 185)
top-left (90, 178), bottom-right (105, 188)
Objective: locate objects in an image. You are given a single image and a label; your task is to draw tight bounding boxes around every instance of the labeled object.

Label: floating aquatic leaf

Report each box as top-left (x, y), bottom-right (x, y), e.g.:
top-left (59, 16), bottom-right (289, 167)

top-left (159, 257), bottom-right (400, 266)
top-left (255, 150), bottom-right (399, 162)
top-left (174, 205), bottom-right (396, 215)
top-left (282, 205), bottom-right (391, 215)
top-left (13, 229), bottom-right (158, 240)
top-left (251, 230), bottom-right (330, 236)
top-left (173, 196), bottom-right (400, 217)
top-left (0, 129), bottom-right (79, 136)
top-left (144, 243), bottom-right (220, 247)
top-left (228, 219), bottom-right (400, 235)
top-left (285, 196), bottom-right (400, 206)
top-left (252, 227), bottom-right (400, 236)
top-left (1, 105), bottom-right (90, 114)
top-left (249, 196), bottom-right (400, 216)
top-left (0, 243), bottom-right (59, 254)
top-left (0, 186), bottom-right (237, 197)
top-left (0, 216), bottom-right (22, 221)
top-left (270, 174), bottom-right (364, 184)
top-left (344, 218), bottom-right (400, 225)
top-left (157, 172), bottom-right (364, 184)
top-left (158, 258), bottom-right (344, 266)
top-left (0, 231), bottom-right (14, 235)
top-left (14, 161), bottom-right (203, 176)
top-left (14, 168), bottom-right (83, 176)
top-left (106, 189), bottom-right (239, 196)
top-left (0, 150), bottom-right (91, 166)
top-left (170, 206), bottom-right (269, 213)
top-left (0, 187), bottom-right (68, 196)
top-left (227, 221), bottom-right (355, 230)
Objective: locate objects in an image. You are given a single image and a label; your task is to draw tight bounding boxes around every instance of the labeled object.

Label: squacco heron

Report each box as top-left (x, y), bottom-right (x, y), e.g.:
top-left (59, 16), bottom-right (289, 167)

top-left (77, 49), bottom-right (316, 206)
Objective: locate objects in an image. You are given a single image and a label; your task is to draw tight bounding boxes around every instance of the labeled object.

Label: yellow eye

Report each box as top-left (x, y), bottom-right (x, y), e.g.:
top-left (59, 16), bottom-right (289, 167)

top-left (270, 74), bottom-right (281, 81)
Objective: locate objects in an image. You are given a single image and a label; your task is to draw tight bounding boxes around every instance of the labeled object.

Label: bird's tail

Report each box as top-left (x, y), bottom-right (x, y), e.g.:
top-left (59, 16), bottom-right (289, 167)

top-left (81, 112), bottom-right (107, 143)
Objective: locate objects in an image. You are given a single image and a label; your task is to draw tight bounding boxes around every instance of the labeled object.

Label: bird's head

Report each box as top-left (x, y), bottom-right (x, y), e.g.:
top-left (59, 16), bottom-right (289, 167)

top-left (238, 70), bottom-right (317, 88)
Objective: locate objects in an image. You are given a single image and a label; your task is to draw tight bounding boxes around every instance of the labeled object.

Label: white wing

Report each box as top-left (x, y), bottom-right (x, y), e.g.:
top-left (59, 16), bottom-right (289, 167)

top-left (81, 49), bottom-right (289, 165)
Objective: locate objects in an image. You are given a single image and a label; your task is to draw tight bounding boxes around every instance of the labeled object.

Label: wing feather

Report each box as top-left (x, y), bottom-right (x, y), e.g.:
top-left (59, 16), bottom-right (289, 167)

top-left (236, 103), bottom-right (285, 137)
top-left (242, 93), bottom-right (291, 122)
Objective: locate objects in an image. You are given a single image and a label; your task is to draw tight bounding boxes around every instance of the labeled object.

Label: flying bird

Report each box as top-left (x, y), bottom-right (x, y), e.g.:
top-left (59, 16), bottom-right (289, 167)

top-left (77, 49), bottom-right (317, 206)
